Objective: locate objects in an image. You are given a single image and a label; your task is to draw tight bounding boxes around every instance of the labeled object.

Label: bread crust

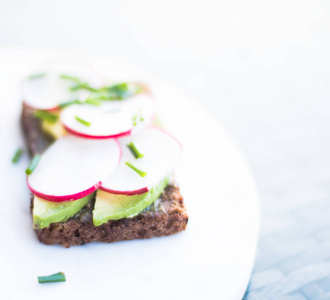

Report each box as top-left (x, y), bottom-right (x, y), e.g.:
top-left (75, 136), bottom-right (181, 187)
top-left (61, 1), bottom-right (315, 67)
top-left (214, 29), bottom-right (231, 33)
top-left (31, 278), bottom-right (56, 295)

top-left (22, 103), bottom-right (188, 247)
top-left (32, 185), bottom-right (188, 247)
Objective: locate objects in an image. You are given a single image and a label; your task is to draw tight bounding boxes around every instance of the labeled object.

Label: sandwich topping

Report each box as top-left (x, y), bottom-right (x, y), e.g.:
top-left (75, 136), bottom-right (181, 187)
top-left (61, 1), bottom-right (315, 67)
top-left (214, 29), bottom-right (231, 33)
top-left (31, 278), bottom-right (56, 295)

top-left (23, 61), bottom-right (182, 228)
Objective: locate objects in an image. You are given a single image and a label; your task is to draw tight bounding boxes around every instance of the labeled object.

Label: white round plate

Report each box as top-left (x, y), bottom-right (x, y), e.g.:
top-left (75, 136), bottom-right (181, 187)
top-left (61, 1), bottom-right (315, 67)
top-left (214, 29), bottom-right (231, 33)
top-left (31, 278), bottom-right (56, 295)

top-left (0, 49), bottom-right (259, 300)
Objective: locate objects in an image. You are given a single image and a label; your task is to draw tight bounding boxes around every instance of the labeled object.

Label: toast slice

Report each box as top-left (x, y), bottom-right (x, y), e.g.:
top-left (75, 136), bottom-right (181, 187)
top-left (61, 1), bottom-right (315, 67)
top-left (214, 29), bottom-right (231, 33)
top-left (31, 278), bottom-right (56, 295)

top-left (22, 103), bottom-right (188, 247)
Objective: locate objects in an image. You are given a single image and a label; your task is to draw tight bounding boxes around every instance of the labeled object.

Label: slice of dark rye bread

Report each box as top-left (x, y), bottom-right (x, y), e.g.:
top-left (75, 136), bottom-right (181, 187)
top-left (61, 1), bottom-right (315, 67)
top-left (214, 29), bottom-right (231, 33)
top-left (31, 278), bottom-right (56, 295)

top-left (21, 103), bottom-right (188, 247)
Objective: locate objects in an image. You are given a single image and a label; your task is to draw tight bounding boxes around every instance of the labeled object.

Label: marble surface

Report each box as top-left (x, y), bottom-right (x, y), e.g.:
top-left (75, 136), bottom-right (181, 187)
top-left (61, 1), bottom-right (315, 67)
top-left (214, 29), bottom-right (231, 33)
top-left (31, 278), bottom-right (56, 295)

top-left (241, 81), bottom-right (330, 299)
top-left (1, 1), bottom-right (330, 298)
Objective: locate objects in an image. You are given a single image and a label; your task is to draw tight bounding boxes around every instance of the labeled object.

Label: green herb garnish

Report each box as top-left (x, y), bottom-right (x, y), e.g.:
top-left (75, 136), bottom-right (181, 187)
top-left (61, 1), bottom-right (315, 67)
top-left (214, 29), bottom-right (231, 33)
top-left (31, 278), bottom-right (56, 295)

top-left (127, 142), bottom-right (144, 159)
top-left (90, 82), bottom-right (142, 101)
top-left (62, 81), bottom-right (143, 103)
top-left (25, 154), bottom-right (41, 175)
top-left (38, 272), bottom-right (66, 284)
top-left (85, 98), bottom-right (102, 106)
top-left (70, 82), bottom-right (98, 92)
top-left (133, 114), bottom-right (144, 126)
top-left (12, 148), bottom-right (23, 164)
top-left (60, 78), bottom-right (142, 103)
top-left (83, 95), bottom-right (112, 102)
top-left (107, 82), bottom-right (142, 99)
top-left (125, 161), bottom-right (147, 177)
top-left (34, 110), bottom-right (59, 123)
top-left (106, 82), bottom-right (130, 99)
top-left (60, 74), bottom-right (98, 92)
top-left (28, 73), bottom-right (46, 80)
top-left (75, 116), bottom-right (91, 127)
top-left (60, 74), bottom-right (81, 83)
top-left (58, 98), bottom-right (101, 108)
top-left (58, 99), bottom-right (81, 108)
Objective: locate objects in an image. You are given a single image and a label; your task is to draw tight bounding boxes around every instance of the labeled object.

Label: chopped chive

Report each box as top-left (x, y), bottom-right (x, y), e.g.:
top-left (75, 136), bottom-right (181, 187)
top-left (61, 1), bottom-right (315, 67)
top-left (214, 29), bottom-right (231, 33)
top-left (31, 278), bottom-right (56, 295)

top-left (38, 272), bottom-right (66, 284)
top-left (85, 98), bottom-right (102, 106)
top-left (92, 82), bottom-right (141, 101)
top-left (70, 82), bottom-right (98, 92)
top-left (75, 116), bottom-right (91, 127)
top-left (133, 114), bottom-right (144, 126)
top-left (92, 94), bottom-right (118, 101)
top-left (125, 161), bottom-right (147, 177)
top-left (59, 98), bottom-right (102, 108)
top-left (28, 73), bottom-right (46, 80)
top-left (127, 142), bottom-right (144, 159)
top-left (108, 82), bottom-right (134, 100)
top-left (34, 110), bottom-right (59, 123)
top-left (60, 74), bottom-right (81, 83)
top-left (12, 148), bottom-right (23, 164)
top-left (58, 99), bottom-right (81, 108)
top-left (25, 154), bottom-right (41, 175)
top-left (63, 82), bottom-right (143, 102)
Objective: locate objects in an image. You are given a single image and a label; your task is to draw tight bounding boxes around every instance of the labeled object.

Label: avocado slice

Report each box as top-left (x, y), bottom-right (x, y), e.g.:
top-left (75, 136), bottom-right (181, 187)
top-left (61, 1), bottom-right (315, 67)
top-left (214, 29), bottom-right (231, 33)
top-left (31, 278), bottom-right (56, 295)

top-left (41, 119), bottom-right (67, 140)
top-left (93, 177), bottom-right (169, 226)
top-left (33, 193), bottom-right (94, 228)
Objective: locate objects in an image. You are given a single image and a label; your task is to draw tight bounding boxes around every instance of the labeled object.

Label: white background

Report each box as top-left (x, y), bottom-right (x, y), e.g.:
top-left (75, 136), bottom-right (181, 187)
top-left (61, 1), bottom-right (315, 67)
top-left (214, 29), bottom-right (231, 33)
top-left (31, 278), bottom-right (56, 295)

top-left (1, 1), bottom-right (330, 298)
top-left (0, 0), bottom-right (329, 134)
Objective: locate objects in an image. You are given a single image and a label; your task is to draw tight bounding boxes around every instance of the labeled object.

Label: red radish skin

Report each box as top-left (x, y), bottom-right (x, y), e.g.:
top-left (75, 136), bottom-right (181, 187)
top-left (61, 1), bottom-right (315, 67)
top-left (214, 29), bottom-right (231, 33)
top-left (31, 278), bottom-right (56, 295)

top-left (28, 139), bottom-right (121, 202)
top-left (27, 179), bottom-right (101, 202)
top-left (23, 100), bottom-right (59, 112)
top-left (62, 112), bottom-right (158, 140)
top-left (100, 127), bottom-right (182, 196)
top-left (149, 125), bottom-right (183, 152)
top-left (20, 79), bottom-right (60, 111)
top-left (60, 93), bottom-right (155, 139)
top-left (63, 124), bottom-right (132, 139)
top-left (27, 136), bottom-right (121, 202)
top-left (99, 186), bottom-right (149, 196)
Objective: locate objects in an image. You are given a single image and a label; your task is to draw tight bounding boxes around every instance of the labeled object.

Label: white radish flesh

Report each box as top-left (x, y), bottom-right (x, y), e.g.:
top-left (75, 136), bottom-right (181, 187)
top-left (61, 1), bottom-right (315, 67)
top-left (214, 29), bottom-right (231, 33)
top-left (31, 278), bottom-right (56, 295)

top-left (27, 135), bottom-right (121, 202)
top-left (22, 61), bottom-right (104, 110)
top-left (100, 127), bottom-right (182, 195)
top-left (60, 93), bottom-right (154, 139)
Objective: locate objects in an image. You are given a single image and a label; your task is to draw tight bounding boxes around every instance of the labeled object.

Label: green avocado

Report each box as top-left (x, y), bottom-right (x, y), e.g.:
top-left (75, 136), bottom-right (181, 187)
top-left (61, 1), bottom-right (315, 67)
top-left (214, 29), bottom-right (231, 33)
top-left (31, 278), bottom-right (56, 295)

top-left (41, 119), bottom-right (67, 140)
top-left (33, 193), bottom-right (94, 229)
top-left (93, 177), bottom-right (169, 226)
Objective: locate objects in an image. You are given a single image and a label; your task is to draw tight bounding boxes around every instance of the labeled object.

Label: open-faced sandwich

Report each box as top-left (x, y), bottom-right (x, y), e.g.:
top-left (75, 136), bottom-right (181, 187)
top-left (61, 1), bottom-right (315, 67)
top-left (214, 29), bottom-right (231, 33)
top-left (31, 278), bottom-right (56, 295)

top-left (21, 61), bottom-right (188, 247)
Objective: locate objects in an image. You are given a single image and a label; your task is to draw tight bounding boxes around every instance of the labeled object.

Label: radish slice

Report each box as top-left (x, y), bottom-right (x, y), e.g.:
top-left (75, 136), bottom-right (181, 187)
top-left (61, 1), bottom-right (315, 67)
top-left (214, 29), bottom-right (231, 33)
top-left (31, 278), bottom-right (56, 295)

top-left (27, 135), bottom-right (121, 202)
top-left (100, 127), bottom-right (182, 195)
top-left (60, 93), bottom-right (155, 139)
top-left (22, 61), bottom-right (104, 110)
